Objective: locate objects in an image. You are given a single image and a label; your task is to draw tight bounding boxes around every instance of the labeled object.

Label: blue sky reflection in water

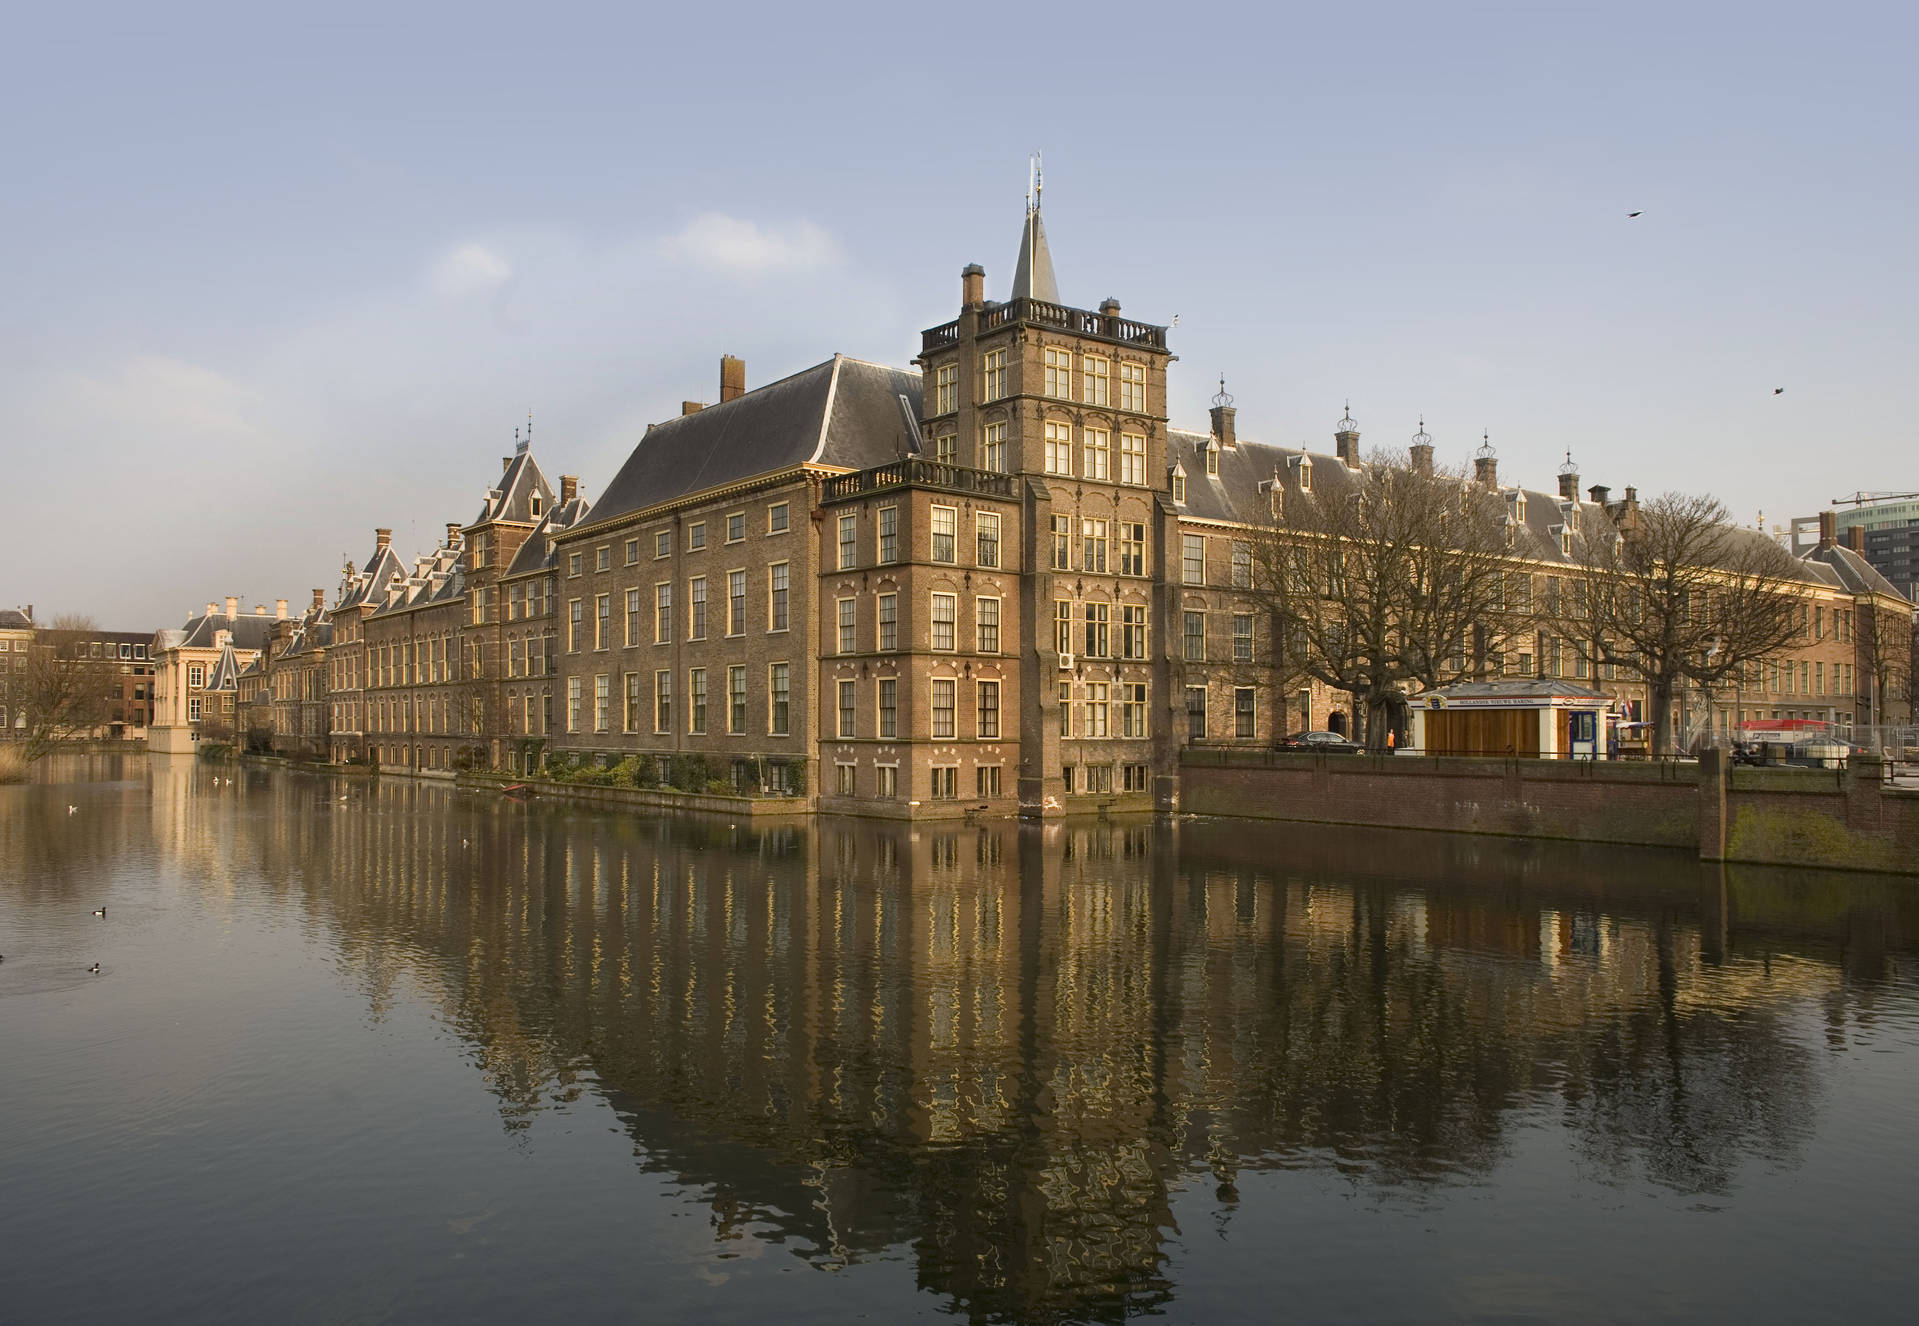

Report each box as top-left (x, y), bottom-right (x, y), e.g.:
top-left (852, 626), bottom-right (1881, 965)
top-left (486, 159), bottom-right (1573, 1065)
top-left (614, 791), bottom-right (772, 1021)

top-left (2, 756), bottom-right (1917, 1324)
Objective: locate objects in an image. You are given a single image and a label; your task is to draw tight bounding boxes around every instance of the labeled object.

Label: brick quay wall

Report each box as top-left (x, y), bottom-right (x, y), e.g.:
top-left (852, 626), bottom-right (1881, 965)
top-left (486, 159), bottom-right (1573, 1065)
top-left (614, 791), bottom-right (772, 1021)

top-left (1180, 749), bottom-right (1918, 875)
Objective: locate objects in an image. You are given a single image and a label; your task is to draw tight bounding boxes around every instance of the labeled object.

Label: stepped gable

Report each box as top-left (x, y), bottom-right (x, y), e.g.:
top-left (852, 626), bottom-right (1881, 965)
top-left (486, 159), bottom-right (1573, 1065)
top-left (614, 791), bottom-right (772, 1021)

top-left (587, 355), bottom-right (922, 528)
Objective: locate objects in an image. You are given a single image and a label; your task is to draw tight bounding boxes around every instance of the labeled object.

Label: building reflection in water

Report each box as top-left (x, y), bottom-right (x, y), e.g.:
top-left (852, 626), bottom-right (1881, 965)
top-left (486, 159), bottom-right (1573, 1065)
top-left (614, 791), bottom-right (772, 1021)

top-left (117, 764), bottom-right (1919, 1323)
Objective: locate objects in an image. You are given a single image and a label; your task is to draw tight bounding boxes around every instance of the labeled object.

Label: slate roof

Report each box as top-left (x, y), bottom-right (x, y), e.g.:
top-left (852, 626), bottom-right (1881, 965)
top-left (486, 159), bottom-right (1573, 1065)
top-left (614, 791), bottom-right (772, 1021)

top-left (1421, 679), bottom-right (1613, 701)
top-left (0, 609), bottom-right (31, 630)
top-left (505, 493), bottom-right (595, 578)
top-left (335, 539), bottom-right (409, 612)
top-left (472, 449), bottom-right (557, 527)
top-left (1802, 543), bottom-right (1905, 599)
top-left (172, 610), bottom-right (281, 653)
top-left (203, 644), bottom-right (243, 693)
top-left (583, 356), bottom-right (921, 532)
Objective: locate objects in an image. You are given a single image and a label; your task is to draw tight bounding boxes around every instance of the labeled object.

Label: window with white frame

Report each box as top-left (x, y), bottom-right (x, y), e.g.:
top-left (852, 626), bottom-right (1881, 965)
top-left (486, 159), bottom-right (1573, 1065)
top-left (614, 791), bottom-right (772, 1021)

top-left (727, 570), bottom-right (745, 635)
top-left (768, 563), bottom-right (789, 631)
top-left (1083, 601), bottom-right (1110, 657)
top-left (565, 676), bottom-right (580, 731)
top-left (625, 538), bottom-right (639, 566)
top-left (878, 506), bottom-right (898, 563)
top-left (1118, 522), bottom-right (1145, 576)
top-left (726, 512), bottom-right (745, 543)
top-left (837, 598), bottom-right (856, 654)
top-left (838, 513), bottom-right (857, 570)
top-left (931, 678), bottom-right (956, 738)
top-left (689, 667), bottom-right (706, 733)
top-left (877, 593), bottom-right (897, 651)
top-left (981, 421), bottom-right (1007, 473)
top-left (1235, 687), bottom-right (1256, 738)
top-left (1083, 428), bottom-right (1110, 481)
top-left (976, 512), bottom-right (1000, 568)
top-left (653, 671), bottom-right (671, 733)
top-left (1054, 600), bottom-right (1073, 655)
top-left (688, 576), bottom-right (707, 640)
top-left (1171, 468), bottom-right (1186, 504)
top-left (981, 347), bottom-right (1008, 401)
top-left (977, 680), bottom-right (1000, 738)
top-left (687, 521), bottom-right (706, 551)
top-left (728, 665), bottom-right (746, 733)
top-left (1043, 346), bottom-right (1072, 398)
top-left (838, 679), bottom-right (856, 738)
top-left (931, 506), bottom-right (957, 563)
top-left (768, 502), bottom-right (789, 534)
top-left (877, 678), bottom-right (897, 737)
top-left (934, 432), bottom-right (956, 465)
top-left (976, 596), bottom-right (1000, 653)
top-left (1232, 541), bottom-right (1252, 588)
top-left (1122, 683), bottom-right (1148, 737)
top-left (1183, 610), bottom-right (1205, 661)
top-left (1119, 362), bottom-right (1146, 413)
top-left (768, 663), bottom-right (790, 735)
top-left (654, 583), bottom-right (672, 644)
top-left (1043, 420), bottom-right (1072, 475)
top-left (1080, 682), bottom-right (1109, 737)
top-left (625, 588), bottom-right (642, 646)
top-left (1121, 603), bottom-right (1147, 659)
top-left (931, 593), bottom-right (957, 651)
top-left (1182, 534), bottom-right (1205, 585)
top-left (1082, 355), bottom-right (1109, 406)
top-left (1120, 432), bottom-right (1146, 486)
top-left (1082, 518), bottom-right (1108, 574)
top-left (1051, 515), bottom-right (1072, 570)
top-left (1233, 612), bottom-right (1254, 662)
top-left (655, 530), bottom-right (671, 559)
top-left (935, 362), bottom-right (958, 414)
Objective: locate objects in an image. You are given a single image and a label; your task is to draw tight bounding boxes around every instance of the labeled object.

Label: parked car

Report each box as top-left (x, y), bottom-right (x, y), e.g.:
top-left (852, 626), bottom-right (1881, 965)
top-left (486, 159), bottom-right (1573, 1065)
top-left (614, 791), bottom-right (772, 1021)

top-left (1276, 730), bottom-right (1362, 754)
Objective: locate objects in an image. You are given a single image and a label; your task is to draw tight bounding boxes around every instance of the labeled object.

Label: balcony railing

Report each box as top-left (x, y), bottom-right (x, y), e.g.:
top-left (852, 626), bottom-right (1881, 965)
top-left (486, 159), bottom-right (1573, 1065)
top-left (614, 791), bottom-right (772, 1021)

top-left (822, 457), bottom-right (1017, 504)
top-left (920, 299), bottom-right (1168, 355)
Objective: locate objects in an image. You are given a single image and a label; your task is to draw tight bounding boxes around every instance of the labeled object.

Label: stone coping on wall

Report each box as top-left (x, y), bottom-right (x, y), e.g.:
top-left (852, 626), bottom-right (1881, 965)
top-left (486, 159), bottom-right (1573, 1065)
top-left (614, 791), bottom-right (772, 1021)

top-left (459, 775), bottom-right (810, 819)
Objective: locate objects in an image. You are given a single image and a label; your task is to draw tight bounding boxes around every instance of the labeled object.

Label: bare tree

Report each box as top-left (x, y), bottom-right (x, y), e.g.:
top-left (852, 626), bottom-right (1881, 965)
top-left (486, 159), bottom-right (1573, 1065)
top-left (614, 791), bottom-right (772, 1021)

top-left (1557, 493), bottom-right (1803, 755)
top-left (1858, 599), bottom-right (1913, 727)
top-left (13, 616), bottom-right (121, 764)
top-left (1245, 449), bottom-right (1523, 751)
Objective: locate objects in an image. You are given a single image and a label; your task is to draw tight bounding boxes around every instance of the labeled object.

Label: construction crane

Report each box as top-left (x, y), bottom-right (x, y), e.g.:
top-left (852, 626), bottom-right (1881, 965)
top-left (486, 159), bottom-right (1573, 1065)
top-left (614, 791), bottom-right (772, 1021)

top-left (1830, 490), bottom-right (1919, 506)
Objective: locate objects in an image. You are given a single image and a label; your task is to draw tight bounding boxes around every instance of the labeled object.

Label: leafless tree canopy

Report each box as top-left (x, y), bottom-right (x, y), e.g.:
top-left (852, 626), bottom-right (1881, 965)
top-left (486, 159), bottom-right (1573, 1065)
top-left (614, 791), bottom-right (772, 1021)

top-left (1243, 448), bottom-right (1524, 750)
top-left (12, 615), bottom-right (121, 764)
top-left (1556, 492), bottom-right (1804, 754)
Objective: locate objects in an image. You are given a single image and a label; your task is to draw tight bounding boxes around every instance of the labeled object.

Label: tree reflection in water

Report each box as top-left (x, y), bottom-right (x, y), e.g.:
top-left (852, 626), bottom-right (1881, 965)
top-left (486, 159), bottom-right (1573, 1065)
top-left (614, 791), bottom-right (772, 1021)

top-left (100, 763), bottom-right (1917, 1322)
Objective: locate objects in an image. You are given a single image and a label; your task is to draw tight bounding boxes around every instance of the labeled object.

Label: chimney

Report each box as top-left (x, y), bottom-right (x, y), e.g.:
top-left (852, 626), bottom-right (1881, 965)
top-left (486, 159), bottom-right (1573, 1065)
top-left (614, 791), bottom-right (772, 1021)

top-left (1410, 444), bottom-right (1434, 477)
top-left (206, 602), bottom-right (217, 618)
top-left (1099, 296), bottom-right (1121, 317)
top-left (681, 401), bottom-right (704, 416)
top-left (1473, 433), bottom-right (1497, 489)
top-left (719, 355), bottom-right (746, 402)
top-left (502, 456), bottom-right (512, 473)
top-left (1587, 484), bottom-right (1611, 506)
top-left (1557, 453), bottom-right (1580, 502)
top-left (961, 263), bottom-right (985, 307)
top-left (376, 528), bottom-right (392, 551)
top-left (312, 589), bottom-right (325, 612)
top-left (253, 605), bottom-right (266, 615)
top-left (445, 522), bottom-right (461, 547)
top-left (225, 596), bottom-right (238, 619)
top-left (1209, 375), bottom-right (1236, 450)
top-left (1334, 404), bottom-right (1360, 468)
top-left (1818, 510), bottom-right (1836, 549)
top-left (275, 599), bottom-right (288, 618)
top-left (1848, 524), bottom-right (1866, 553)
top-left (560, 474), bottom-right (579, 505)
top-left (1624, 486), bottom-right (1638, 502)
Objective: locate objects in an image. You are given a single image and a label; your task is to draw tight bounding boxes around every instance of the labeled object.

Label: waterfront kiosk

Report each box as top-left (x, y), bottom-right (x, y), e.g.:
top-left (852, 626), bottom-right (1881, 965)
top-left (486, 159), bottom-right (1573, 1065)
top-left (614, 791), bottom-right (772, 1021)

top-left (1410, 680), bottom-right (1613, 759)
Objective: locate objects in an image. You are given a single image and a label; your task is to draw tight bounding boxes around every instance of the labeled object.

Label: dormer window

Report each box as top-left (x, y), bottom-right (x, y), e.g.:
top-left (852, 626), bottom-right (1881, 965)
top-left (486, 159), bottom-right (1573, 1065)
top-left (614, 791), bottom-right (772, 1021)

top-left (1205, 443), bottom-right (1219, 477)
top-left (1294, 455), bottom-right (1313, 493)
top-left (530, 493), bottom-right (542, 518)
top-left (1551, 524), bottom-right (1572, 556)
top-left (1509, 491), bottom-right (1526, 524)
top-left (1171, 464), bottom-right (1187, 504)
top-left (1504, 517), bottom-right (1517, 549)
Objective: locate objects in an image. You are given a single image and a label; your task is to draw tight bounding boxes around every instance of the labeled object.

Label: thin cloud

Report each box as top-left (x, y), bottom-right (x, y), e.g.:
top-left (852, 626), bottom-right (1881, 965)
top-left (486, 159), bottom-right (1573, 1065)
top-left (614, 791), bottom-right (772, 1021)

top-left (430, 242), bottom-right (513, 296)
top-left (659, 213), bottom-right (839, 275)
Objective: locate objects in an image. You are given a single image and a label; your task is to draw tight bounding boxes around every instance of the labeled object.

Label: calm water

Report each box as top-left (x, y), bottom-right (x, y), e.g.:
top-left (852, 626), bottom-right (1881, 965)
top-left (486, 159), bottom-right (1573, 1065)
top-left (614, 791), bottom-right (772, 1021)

top-left (3, 756), bottom-right (1917, 1324)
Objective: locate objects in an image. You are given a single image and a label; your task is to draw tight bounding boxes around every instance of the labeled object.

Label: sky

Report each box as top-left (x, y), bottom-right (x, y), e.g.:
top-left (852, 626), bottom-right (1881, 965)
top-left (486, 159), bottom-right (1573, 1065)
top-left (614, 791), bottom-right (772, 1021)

top-left (4, 0), bottom-right (1915, 627)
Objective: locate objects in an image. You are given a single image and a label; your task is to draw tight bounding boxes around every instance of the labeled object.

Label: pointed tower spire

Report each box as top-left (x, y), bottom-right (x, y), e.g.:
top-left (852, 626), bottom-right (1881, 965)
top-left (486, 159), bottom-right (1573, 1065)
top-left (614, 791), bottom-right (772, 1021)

top-left (1011, 152), bottom-right (1060, 304)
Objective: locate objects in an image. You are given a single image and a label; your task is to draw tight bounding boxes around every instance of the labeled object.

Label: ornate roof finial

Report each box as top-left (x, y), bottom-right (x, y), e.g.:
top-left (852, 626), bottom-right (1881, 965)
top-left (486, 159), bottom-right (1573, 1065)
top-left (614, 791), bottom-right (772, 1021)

top-left (1557, 448), bottom-right (1578, 477)
top-left (1338, 400), bottom-right (1357, 433)
top-left (1412, 417), bottom-right (1432, 447)
top-left (1475, 430), bottom-right (1497, 460)
top-left (1029, 150), bottom-right (1043, 213)
top-left (1212, 375), bottom-right (1235, 409)
top-left (520, 409), bottom-right (533, 454)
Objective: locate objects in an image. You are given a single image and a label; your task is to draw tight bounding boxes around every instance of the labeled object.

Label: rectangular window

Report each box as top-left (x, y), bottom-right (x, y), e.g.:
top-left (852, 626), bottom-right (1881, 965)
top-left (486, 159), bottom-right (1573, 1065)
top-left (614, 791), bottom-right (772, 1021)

top-left (769, 664), bottom-right (790, 735)
top-left (1120, 432), bottom-right (1146, 486)
top-left (931, 506), bottom-right (957, 563)
top-left (595, 594), bottom-right (611, 650)
top-left (1043, 346), bottom-right (1072, 398)
top-left (768, 563), bottom-right (789, 631)
top-left (1122, 683), bottom-right (1148, 738)
top-left (767, 502), bottom-right (789, 534)
top-left (1118, 521), bottom-right (1145, 577)
top-left (931, 593), bottom-right (957, 651)
top-left (655, 583), bottom-right (672, 644)
top-left (1233, 613), bottom-right (1254, 663)
top-left (977, 512), bottom-right (1001, 568)
top-left (566, 676), bottom-right (582, 731)
top-left (1235, 687), bottom-right (1256, 738)
top-left (594, 675), bottom-right (610, 731)
top-left (878, 506), bottom-right (898, 563)
top-left (935, 362), bottom-right (958, 415)
top-left (1059, 681), bottom-right (1073, 738)
top-left (977, 597), bottom-right (1001, 653)
top-left (568, 552), bottom-right (583, 578)
top-left (981, 422), bottom-right (1007, 473)
top-left (981, 347), bottom-right (1008, 402)
top-left (836, 679), bottom-right (856, 738)
top-left (1232, 541), bottom-right (1252, 589)
top-left (726, 513), bottom-right (745, 543)
top-left (596, 546), bottom-right (612, 572)
top-left (931, 678), bottom-right (956, 738)
top-left (877, 593), bottom-right (898, 651)
top-left (623, 671), bottom-right (642, 733)
top-left (1082, 355), bottom-right (1109, 406)
top-left (650, 530), bottom-right (670, 560)
top-left (878, 678), bottom-right (897, 738)
top-left (653, 671), bottom-right (671, 733)
top-left (688, 668), bottom-right (706, 734)
top-left (977, 765), bottom-right (1002, 798)
top-left (828, 596), bottom-right (854, 655)
top-left (1121, 604), bottom-right (1147, 659)
top-left (1082, 518), bottom-right (1108, 573)
top-left (877, 764), bottom-right (898, 797)
top-left (1050, 515), bottom-right (1072, 570)
top-left (1185, 686), bottom-right (1206, 740)
top-left (977, 680), bottom-right (1001, 738)
top-left (625, 538), bottom-right (639, 566)
top-left (1081, 682), bottom-right (1110, 738)
top-left (930, 766), bottom-right (957, 800)
top-left (934, 432), bottom-right (956, 466)
top-left (568, 599), bottom-right (583, 651)
top-left (1184, 611), bottom-right (1206, 661)
top-left (1055, 600), bottom-right (1074, 656)
top-left (625, 588), bottom-right (642, 647)
top-left (687, 522), bottom-right (706, 551)
top-left (688, 576), bottom-right (707, 640)
top-left (1119, 362), bottom-right (1146, 413)
top-left (1083, 601), bottom-right (1110, 658)
top-left (726, 570), bottom-right (745, 636)
top-left (1182, 534), bottom-right (1206, 585)
top-left (728, 665), bottom-right (746, 733)
top-left (1043, 420), bottom-right (1072, 475)
top-left (838, 514), bottom-right (857, 570)
top-left (1083, 428), bottom-right (1110, 481)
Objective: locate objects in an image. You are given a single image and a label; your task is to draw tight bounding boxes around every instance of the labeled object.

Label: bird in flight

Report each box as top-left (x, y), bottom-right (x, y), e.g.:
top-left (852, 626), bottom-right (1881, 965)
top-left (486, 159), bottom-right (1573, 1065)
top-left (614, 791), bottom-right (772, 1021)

top-left (1628, 211), bottom-right (1642, 217)
top-left (1774, 387), bottom-right (1785, 395)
